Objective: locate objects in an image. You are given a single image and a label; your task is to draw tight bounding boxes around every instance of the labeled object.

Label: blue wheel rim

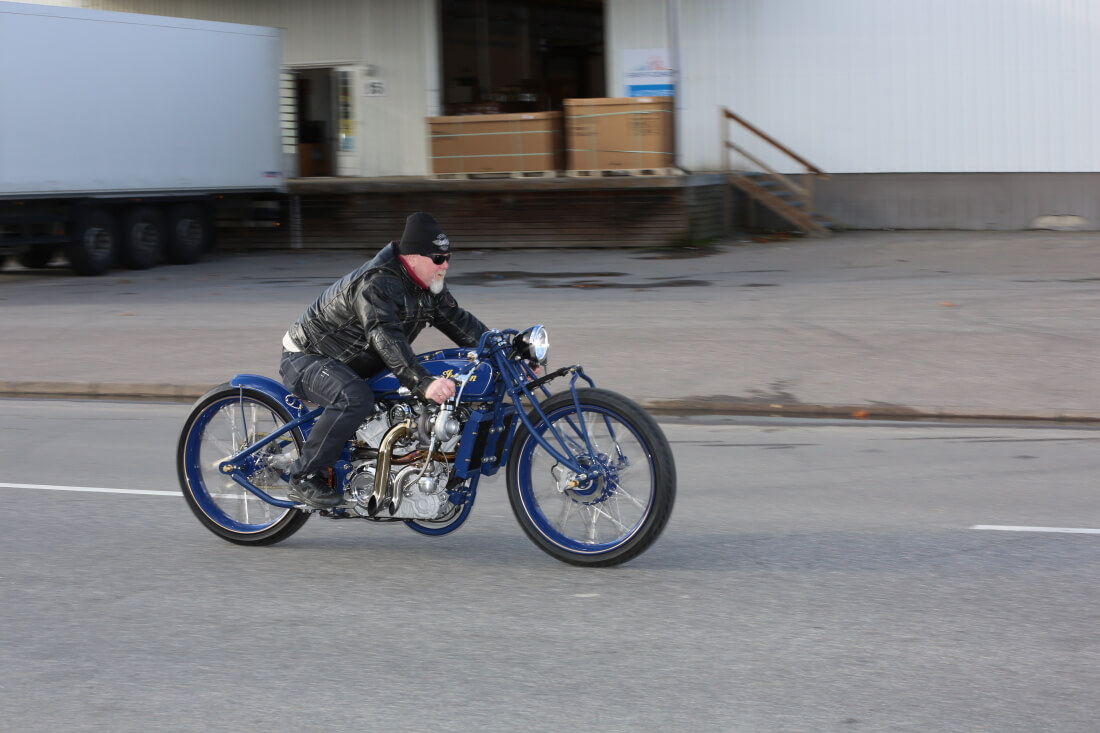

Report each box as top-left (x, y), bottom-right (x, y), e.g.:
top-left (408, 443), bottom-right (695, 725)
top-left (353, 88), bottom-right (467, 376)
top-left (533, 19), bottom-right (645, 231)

top-left (515, 404), bottom-right (656, 554)
top-left (183, 396), bottom-right (297, 534)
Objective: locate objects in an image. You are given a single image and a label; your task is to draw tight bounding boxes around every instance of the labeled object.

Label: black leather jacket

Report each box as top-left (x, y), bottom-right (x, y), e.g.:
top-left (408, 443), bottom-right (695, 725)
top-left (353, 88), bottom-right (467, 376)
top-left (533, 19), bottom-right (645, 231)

top-left (286, 242), bottom-right (488, 396)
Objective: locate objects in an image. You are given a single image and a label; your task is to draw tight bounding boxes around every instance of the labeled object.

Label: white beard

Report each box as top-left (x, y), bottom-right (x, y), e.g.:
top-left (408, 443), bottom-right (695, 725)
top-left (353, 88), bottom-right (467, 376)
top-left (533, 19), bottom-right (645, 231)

top-left (429, 273), bottom-right (445, 295)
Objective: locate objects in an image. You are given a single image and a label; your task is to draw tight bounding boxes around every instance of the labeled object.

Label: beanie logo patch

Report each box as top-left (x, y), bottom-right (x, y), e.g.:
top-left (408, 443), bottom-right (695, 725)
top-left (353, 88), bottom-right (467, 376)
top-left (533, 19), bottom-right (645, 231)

top-left (434, 233), bottom-right (450, 252)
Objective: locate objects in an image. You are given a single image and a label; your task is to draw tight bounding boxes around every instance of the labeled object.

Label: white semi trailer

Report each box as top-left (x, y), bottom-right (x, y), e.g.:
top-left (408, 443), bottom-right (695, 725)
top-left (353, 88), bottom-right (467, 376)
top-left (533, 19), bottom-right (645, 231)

top-left (0, 1), bottom-right (285, 275)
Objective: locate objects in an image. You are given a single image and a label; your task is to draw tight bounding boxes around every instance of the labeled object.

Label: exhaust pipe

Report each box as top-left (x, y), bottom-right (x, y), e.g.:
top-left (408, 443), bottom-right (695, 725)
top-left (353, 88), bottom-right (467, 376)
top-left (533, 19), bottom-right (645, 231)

top-left (366, 419), bottom-right (414, 516)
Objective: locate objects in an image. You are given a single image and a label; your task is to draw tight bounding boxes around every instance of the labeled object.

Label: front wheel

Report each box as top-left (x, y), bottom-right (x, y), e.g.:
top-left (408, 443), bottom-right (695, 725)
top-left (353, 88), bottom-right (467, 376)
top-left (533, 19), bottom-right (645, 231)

top-left (507, 388), bottom-right (676, 567)
top-left (177, 383), bottom-right (309, 545)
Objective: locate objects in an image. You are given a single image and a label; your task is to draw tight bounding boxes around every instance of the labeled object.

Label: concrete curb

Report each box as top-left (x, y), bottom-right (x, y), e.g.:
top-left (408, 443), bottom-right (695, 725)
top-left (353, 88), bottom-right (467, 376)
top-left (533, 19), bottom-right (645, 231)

top-left (2, 380), bottom-right (1099, 423)
top-left (0, 381), bottom-right (209, 403)
top-left (639, 398), bottom-right (1100, 423)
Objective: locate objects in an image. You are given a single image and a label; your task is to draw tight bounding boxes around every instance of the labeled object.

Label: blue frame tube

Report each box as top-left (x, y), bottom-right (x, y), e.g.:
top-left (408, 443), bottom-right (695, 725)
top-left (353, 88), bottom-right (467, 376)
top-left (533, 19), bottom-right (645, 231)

top-left (487, 337), bottom-right (599, 475)
top-left (217, 405), bottom-right (323, 508)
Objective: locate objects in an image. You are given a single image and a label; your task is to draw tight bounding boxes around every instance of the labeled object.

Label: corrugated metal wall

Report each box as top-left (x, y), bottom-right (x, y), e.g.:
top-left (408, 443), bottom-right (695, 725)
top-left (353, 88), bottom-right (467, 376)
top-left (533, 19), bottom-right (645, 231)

top-left (48, 0), bottom-right (437, 177)
top-left (32, 0), bottom-right (1100, 180)
top-left (72, 0), bottom-right (366, 63)
top-left (609, 0), bottom-right (1100, 175)
top-left (606, 0), bottom-right (668, 84)
top-left (359, 0), bottom-right (439, 177)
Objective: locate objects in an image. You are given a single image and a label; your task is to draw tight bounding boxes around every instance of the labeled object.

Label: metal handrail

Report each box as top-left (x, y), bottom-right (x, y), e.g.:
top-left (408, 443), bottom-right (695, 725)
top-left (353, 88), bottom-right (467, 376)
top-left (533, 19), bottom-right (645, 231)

top-left (722, 107), bottom-right (827, 177)
top-left (721, 106), bottom-right (830, 231)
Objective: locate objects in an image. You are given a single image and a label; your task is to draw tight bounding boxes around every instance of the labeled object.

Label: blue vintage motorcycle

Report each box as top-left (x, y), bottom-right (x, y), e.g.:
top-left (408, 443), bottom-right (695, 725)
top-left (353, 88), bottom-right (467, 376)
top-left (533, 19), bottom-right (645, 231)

top-left (176, 326), bottom-right (675, 566)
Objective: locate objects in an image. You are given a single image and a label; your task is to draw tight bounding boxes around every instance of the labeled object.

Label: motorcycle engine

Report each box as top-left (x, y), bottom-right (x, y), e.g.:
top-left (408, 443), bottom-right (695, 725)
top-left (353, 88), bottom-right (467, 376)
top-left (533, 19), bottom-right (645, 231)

top-left (345, 402), bottom-right (465, 520)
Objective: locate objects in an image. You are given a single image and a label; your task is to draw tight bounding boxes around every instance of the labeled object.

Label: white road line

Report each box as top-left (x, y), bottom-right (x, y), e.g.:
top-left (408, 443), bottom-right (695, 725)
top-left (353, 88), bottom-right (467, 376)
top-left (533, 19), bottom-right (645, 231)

top-left (0, 482), bottom-right (181, 497)
top-left (972, 525), bottom-right (1100, 535)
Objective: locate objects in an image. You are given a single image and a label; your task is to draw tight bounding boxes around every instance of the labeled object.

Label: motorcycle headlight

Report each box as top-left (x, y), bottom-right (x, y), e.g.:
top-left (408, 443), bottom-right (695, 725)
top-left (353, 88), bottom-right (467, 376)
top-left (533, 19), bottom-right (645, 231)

top-left (513, 325), bottom-right (549, 362)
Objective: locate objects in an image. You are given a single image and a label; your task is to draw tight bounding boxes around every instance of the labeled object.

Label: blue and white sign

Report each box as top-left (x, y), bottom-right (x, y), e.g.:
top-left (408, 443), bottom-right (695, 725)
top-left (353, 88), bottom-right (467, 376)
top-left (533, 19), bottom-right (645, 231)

top-left (622, 48), bottom-right (675, 97)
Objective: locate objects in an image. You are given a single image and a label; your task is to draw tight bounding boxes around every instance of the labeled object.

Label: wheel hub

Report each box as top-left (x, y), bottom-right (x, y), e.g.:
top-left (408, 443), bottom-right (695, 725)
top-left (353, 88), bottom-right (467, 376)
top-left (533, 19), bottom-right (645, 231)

top-left (552, 454), bottom-right (617, 505)
top-left (177, 219), bottom-right (201, 246)
top-left (84, 227), bottom-right (110, 254)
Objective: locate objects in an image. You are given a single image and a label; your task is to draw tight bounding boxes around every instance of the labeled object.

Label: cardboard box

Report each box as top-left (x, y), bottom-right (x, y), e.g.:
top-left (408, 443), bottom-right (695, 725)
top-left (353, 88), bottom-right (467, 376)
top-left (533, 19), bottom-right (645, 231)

top-left (564, 97), bottom-right (675, 172)
top-left (428, 111), bottom-right (563, 175)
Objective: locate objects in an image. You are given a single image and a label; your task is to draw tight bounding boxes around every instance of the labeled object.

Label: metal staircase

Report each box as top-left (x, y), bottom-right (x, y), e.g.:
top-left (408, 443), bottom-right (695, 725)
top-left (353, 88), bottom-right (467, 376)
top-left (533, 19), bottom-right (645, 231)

top-left (721, 107), bottom-right (834, 237)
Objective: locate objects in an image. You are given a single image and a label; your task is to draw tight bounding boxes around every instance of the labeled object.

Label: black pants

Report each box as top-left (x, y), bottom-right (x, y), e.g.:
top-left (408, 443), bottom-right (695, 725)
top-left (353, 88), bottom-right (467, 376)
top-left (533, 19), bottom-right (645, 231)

top-left (279, 349), bottom-right (374, 476)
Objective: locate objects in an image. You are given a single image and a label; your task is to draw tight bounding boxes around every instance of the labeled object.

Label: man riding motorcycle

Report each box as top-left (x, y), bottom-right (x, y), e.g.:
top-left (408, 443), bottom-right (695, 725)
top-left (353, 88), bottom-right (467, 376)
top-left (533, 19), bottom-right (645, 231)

top-left (278, 211), bottom-right (488, 508)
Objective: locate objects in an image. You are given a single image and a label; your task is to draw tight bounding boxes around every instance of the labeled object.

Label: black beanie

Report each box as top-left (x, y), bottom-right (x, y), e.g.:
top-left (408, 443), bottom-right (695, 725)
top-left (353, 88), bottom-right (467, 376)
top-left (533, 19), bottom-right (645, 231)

top-left (398, 212), bottom-right (450, 257)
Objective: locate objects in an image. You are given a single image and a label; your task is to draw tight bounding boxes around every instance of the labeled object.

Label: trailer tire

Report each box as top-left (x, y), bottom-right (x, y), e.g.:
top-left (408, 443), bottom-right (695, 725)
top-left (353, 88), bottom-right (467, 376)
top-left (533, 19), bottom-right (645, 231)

top-left (120, 205), bottom-right (163, 270)
top-left (66, 207), bottom-right (116, 277)
top-left (166, 203), bottom-right (209, 265)
top-left (17, 245), bottom-right (56, 269)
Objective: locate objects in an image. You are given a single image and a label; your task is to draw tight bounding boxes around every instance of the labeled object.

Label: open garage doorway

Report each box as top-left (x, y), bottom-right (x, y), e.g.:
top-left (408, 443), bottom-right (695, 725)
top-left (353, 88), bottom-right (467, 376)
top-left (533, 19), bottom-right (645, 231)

top-left (289, 67), bottom-right (340, 178)
top-left (288, 65), bottom-right (363, 178)
top-left (439, 0), bottom-right (605, 116)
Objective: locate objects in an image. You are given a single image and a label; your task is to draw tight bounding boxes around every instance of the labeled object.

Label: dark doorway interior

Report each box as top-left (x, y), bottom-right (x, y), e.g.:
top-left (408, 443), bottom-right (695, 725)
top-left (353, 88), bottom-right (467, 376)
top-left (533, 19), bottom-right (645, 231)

top-left (440, 0), bottom-right (605, 116)
top-left (295, 68), bottom-right (334, 177)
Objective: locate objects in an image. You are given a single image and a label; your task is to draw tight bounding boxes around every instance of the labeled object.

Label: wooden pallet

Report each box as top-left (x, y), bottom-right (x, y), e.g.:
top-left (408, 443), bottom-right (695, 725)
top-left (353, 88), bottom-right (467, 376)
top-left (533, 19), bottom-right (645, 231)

top-left (565, 168), bottom-right (682, 178)
top-left (430, 170), bottom-right (559, 180)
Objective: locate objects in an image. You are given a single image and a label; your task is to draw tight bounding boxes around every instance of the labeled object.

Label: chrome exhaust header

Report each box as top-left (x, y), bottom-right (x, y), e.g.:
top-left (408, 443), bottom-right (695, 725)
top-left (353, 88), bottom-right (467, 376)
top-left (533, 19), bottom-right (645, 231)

top-left (365, 419), bottom-right (414, 516)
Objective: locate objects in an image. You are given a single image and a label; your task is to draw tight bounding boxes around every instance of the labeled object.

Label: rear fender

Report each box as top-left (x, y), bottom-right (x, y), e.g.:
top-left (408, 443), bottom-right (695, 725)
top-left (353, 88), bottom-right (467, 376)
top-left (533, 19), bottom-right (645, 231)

top-left (228, 374), bottom-right (308, 416)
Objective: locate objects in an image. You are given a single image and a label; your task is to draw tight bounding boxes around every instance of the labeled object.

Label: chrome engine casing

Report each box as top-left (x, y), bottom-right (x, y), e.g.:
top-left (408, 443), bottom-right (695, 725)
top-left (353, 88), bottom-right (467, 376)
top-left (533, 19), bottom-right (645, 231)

top-left (387, 462), bottom-right (454, 519)
top-left (346, 402), bottom-right (463, 520)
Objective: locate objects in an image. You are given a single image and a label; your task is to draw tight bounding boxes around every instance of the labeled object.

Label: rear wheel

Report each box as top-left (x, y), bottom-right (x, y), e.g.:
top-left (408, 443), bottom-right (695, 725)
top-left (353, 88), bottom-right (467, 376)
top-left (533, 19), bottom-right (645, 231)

top-left (177, 383), bottom-right (309, 545)
top-left (66, 207), bottom-right (115, 276)
top-left (166, 202), bottom-right (210, 264)
top-left (120, 205), bottom-right (163, 270)
top-left (506, 388), bottom-right (676, 567)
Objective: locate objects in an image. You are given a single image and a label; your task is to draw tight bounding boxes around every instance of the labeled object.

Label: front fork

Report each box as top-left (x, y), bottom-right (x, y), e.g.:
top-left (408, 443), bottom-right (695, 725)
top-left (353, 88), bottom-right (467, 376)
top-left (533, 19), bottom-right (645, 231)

top-left (506, 364), bottom-right (622, 489)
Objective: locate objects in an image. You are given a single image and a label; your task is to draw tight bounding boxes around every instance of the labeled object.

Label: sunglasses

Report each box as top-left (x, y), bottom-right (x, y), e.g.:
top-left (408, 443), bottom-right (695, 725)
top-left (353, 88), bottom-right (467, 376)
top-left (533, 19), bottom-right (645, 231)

top-left (429, 253), bottom-right (451, 265)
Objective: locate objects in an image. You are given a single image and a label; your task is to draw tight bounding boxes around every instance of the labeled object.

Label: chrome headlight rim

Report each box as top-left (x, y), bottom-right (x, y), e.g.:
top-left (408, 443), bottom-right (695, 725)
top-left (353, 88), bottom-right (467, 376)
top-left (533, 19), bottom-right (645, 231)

top-left (514, 324), bottom-right (549, 362)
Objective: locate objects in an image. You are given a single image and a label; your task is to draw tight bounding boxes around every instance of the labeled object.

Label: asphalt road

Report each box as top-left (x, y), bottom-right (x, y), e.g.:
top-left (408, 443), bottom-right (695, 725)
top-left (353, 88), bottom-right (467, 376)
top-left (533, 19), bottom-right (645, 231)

top-left (2, 399), bottom-right (1099, 732)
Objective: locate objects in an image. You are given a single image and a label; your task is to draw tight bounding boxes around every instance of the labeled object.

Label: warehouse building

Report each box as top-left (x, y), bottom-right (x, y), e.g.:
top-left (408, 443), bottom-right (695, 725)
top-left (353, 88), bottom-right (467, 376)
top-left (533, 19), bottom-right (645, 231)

top-left (27, 0), bottom-right (1100, 239)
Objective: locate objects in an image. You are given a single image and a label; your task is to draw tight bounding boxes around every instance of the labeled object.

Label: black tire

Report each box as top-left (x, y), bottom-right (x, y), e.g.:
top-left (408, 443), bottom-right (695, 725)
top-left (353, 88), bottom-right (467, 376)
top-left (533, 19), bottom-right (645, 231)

top-left (506, 388), bottom-right (676, 567)
top-left (120, 205), bottom-right (163, 270)
top-left (177, 383), bottom-right (310, 545)
top-left (166, 202), bottom-right (210, 264)
top-left (65, 207), bottom-right (116, 276)
top-left (16, 245), bottom-right (55, 269)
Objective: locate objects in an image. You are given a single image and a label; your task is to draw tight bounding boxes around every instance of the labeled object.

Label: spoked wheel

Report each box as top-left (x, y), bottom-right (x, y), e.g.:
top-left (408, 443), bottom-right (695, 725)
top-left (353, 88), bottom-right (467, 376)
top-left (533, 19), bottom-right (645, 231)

top-left (507, 388), bottom-right (675, 567)
top-left (177, 383), bottom-right (309, 545)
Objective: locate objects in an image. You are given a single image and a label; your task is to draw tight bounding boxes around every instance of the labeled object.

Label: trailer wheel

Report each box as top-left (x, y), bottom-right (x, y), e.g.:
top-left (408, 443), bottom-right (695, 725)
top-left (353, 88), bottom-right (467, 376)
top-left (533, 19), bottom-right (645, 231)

top-left (17, 245), bottom-right (56, 269)
top-left (120, 205), bottom-right (163, 270)
top-left (166, 203), bottom-right (209, 264)
top-left (66, 208), bottom-right (116, 276)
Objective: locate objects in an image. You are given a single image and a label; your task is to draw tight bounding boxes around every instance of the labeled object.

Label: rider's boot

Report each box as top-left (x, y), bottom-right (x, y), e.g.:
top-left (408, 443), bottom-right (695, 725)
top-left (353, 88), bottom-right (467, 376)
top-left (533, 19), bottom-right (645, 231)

top-left (288, 471), bottom-right (342, 508)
